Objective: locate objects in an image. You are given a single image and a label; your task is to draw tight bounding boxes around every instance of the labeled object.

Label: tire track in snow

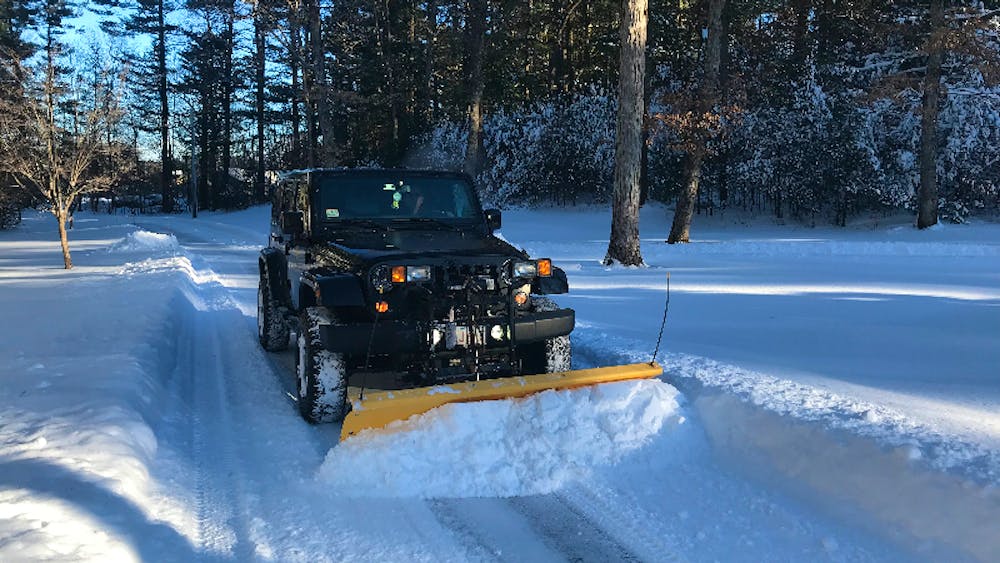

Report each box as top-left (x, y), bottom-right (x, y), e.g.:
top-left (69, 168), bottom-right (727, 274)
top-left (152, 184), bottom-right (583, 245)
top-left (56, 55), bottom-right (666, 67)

top-left (425, 500), bottom-right (506, 561)
top-left (180, 289), bottom-right (258, 560)
top-left (553, 485), bottom-right (687, 563)
top-left (427, 492), bottom-right (660, 563)
top-left (428, 494), bottom-right (662, 563)
top-left (159, 240), bottom-right (281, 560)
top-left (505, 495), bottom-right (642, 562)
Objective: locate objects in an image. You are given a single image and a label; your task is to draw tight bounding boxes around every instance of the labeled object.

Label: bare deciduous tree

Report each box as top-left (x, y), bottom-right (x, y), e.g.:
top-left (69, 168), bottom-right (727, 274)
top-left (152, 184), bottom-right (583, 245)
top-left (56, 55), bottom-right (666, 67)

top-left (0, 54), bottom-right (125, 269)
top-left (666, 0), bottom-right (726, 244)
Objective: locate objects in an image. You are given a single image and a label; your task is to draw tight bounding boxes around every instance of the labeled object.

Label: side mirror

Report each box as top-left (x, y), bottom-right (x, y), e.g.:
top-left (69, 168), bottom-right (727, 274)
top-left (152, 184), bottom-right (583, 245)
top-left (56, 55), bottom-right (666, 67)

top-left (281, 211), bottom-right (304, 237)
top-left (484, 208), bottom-right (502, 231)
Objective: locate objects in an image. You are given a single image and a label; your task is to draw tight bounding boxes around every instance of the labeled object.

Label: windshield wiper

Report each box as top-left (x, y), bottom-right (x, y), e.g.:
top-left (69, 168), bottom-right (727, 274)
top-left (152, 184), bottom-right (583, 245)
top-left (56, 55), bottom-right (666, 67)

top-left (329, 219), bottom-right (391, 232)
top-left (390, 217), bottom-right (462, 232)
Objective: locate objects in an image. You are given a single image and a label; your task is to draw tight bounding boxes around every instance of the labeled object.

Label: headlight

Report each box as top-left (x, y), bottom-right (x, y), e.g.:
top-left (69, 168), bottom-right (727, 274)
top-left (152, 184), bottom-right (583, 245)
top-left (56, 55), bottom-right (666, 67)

top-left (386, 265), bottom-right (432, 285)
top-left (513, 259), bottom-right (553, 278)
top-left (406, 265), bottom-right (432, 282)
top-left (370, 265), bottom-right (393, 293)
top-left (513, 261), bottom-right (537, 278)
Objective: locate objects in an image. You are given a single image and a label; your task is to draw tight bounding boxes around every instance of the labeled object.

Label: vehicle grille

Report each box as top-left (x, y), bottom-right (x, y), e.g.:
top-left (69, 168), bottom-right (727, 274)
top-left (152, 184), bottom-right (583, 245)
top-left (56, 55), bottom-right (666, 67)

top-left (431, 262), bottom-right (509, 320)
top-left (439, 263), bottom-right (501, 292)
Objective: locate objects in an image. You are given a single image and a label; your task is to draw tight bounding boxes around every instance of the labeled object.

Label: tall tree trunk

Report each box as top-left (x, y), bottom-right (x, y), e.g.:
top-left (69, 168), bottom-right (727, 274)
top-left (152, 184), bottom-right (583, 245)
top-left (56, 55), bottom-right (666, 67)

top-left (222, 10), bottom-right (235, 204)
top-left (310, 0), bottom-right (333, 165)
top-left (639, 41), bottom-right (652, 207)
top-left (290, 17), bottom-right (302, 168)
top-left (463, 0), bottom-right (487, 178)
top-left (255, 2), bottom-right (267, 202)
top-left (423, 0), bottom-right (437, 127)
top-left (56, 207), bottom-right (72, 269)
top-left (302, 0), bottom-right (316, 168)
top-left (667, 0), bottom-right (725, 244)
top-left (158, 0), bottom-right (173, 213)
top-left (791, 0), bottom-right (811, 75)
top-left (44, 21), bottom-right (72, 269)
top-left (917, 0), bottom-right (943, 230)
top-left (548, 0), bottom-right (565, 93)
top-left (815, 0), bottom-right (835, 69)
top-left (604, 0), bottom-right (648, 266)
top-left (198, 107), bottom-right (210, 210)
top-left (375, 0), bottom-right (400, 163)
top-left (190, 111), bottom-right (199, 218)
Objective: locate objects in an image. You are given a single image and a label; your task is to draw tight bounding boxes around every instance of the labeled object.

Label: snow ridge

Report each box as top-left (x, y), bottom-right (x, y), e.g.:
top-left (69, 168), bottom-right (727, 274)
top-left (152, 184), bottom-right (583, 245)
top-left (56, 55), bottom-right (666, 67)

top-left (110, 229), bottom-right (180, 254)
top-left (574, 330), bottom-right (1000, 486)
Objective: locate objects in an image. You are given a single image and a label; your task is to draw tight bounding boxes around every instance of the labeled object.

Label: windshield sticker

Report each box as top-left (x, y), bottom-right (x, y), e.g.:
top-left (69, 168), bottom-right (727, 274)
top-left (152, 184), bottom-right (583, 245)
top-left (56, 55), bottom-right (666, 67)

top-left (392, 192), bottom-right (403, 202)
top-left (325, 208), bottom-right (340, 218)
top-left (383, 183), bottom-right (396, 191)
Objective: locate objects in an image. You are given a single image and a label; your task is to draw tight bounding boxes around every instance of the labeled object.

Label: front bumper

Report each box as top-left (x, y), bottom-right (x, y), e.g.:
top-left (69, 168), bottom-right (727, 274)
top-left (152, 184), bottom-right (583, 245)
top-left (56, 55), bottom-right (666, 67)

top-left (319, 308), bottom-right (575, 355)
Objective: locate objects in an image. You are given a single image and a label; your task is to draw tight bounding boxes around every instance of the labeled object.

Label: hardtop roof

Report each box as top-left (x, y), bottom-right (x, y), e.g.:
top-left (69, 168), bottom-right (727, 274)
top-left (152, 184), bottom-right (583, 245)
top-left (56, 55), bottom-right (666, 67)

top-left (278, 168), bottom-right (473, 182)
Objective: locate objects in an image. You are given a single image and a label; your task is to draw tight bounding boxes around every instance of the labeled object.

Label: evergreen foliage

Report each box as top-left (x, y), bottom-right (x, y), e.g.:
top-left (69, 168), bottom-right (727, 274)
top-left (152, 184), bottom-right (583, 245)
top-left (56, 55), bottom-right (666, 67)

top-left (0, 0), bottom-right (998, 228)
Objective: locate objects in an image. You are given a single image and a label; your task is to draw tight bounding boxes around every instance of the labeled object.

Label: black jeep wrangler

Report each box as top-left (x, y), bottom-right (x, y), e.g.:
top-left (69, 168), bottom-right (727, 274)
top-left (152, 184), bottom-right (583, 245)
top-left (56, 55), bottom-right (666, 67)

top-left (257, 169), bottom-right (575, 424)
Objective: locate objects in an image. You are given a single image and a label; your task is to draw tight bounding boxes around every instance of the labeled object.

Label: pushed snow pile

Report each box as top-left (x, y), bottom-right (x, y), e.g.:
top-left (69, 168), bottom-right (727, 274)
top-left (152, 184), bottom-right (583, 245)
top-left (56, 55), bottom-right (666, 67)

top-left (317, 379), bottom-right (683, 498)
top-left (110, 230), bottom-right (179, 253)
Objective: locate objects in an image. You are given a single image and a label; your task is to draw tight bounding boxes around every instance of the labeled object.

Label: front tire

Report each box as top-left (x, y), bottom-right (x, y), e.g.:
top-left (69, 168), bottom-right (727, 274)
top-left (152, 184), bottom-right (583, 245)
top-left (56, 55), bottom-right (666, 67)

top-left (520, 297), bottom-right (572, 374)
top-left (258, 270), bottom-right (289, 351)
top-left (296, 307), bottom-right (349, 424)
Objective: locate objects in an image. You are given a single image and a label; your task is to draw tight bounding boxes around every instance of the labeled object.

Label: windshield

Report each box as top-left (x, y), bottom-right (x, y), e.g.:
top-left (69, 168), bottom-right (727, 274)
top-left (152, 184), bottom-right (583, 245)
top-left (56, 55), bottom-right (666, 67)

top-left (315, 174), bottom-right (480, 222)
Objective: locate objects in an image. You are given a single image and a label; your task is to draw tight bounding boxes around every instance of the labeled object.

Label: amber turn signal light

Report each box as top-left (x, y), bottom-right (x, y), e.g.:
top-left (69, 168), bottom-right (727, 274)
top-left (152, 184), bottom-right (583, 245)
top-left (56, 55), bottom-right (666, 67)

top-left (375, 301), bottom-right (389, 313)
top-left (514, 291), bottom-right (529, 305)
top-left (537, 259), bottom-right (552, 277)
top-left (391, 266), bottom-right (406, 283)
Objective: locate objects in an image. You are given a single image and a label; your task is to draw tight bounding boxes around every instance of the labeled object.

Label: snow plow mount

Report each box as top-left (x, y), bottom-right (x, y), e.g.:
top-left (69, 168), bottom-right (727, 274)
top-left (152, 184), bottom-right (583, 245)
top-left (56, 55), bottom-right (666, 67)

top-left (340, 361), bottom-right (664, 441)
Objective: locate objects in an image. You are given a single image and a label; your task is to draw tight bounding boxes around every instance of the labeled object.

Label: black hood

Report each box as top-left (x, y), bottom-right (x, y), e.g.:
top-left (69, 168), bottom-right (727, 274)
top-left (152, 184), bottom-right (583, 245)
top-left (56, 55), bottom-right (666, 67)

top-left (313, 228), bottom-right (527, 267)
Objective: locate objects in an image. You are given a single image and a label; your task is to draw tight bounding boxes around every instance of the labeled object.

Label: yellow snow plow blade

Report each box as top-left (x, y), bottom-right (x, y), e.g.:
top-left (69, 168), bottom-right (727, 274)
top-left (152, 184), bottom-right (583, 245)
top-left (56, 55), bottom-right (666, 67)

top-left (340, 361), bottom-right (662, 441)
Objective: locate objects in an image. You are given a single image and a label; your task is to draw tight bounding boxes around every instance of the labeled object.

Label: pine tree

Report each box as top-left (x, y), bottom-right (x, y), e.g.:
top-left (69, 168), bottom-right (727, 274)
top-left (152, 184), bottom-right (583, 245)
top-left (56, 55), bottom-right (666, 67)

top-left (98, 0), bottom-right (178, 212)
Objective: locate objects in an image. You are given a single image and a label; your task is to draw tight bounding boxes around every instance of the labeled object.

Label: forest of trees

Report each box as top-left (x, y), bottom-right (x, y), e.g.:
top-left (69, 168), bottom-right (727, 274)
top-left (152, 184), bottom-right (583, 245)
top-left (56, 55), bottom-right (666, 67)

top-left (2, 1), bottom-right (999, 253)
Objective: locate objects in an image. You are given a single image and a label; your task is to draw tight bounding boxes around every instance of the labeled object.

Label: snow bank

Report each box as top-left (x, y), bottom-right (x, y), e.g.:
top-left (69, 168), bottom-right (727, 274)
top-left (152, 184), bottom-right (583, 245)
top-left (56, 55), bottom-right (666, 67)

top-left (317, 379), bottom-right (684, 498)
top-left (110, 230), bottom-right (179, 253)
top-left (669, 353), bottom-right (1000, 484)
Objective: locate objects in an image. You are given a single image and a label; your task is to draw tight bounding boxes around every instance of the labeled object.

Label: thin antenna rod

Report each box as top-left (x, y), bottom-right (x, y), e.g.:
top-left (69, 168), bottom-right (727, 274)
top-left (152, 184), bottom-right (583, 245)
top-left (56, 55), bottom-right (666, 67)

top-left (359, 309), bottom-right (382, 401)
top-left (651, 272), bottom-right (670, 365)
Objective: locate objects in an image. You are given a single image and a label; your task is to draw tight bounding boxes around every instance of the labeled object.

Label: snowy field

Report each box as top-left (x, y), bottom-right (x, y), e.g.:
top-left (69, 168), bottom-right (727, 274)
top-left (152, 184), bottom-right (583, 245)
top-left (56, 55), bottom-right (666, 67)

top-left (0, 205), bottom-right (998, 562)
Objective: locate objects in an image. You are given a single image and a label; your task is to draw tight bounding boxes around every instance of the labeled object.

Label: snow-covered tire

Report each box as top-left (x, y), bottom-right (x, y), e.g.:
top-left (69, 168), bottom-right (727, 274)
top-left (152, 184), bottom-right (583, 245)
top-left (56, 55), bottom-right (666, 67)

top-left (296, 307), bottom-right (349, 424)
top-left (521, 297), bottom-right (572, 374)
top-left (258, 269), bottom-right (289, 351)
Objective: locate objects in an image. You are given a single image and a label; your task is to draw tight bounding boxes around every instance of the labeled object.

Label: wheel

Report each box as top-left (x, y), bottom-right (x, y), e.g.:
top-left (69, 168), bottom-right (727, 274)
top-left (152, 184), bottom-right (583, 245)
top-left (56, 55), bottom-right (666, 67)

top-left (258, 269), bottom-right (289, 351)
top-left (520, 297), bottom-right (572, 375)
top-left (296, 307), bottom-right (349, 424)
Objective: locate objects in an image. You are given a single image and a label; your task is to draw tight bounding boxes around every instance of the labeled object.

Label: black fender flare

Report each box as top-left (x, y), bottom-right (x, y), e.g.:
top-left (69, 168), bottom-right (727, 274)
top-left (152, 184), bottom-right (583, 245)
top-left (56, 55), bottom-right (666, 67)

top-left (302, 271), bottom-right (366, 308)
top-left (531, 266), bottom-right (569, 295)
top-left (259, 248), bottom-right (291, 307)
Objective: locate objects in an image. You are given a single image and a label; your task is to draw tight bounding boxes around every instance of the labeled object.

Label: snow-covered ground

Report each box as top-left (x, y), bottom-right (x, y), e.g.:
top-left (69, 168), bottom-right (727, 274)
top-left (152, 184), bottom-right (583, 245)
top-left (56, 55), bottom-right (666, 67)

top-left (0, 205), bottom-right (997, 562)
